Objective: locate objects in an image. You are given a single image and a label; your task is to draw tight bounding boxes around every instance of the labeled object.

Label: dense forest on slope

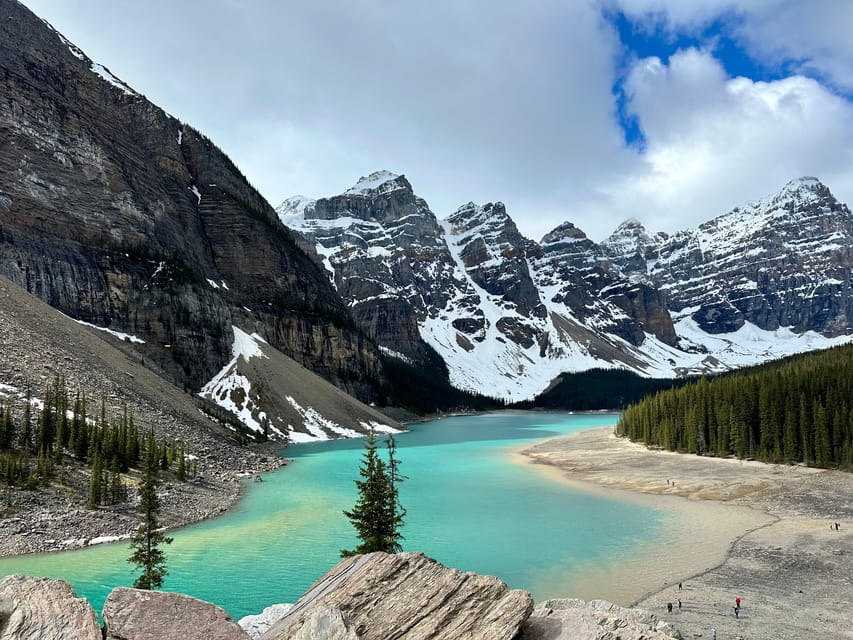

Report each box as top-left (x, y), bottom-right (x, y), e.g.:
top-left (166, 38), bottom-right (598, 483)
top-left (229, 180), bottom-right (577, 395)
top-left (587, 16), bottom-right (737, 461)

top-left (616, 344), bottom-right (853, 469)
top-left (520, 369), bottom-right (690, 410)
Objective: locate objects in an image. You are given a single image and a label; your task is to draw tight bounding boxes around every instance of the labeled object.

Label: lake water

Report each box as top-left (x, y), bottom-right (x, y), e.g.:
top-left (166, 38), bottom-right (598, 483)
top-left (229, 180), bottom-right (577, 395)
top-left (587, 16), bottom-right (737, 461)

top-left (0, 412), bottom-right (667, 619)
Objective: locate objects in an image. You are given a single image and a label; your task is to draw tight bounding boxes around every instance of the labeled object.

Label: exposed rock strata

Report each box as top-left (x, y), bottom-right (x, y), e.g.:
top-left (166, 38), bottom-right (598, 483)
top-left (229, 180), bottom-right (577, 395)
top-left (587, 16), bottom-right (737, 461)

top-left (260, 551), bottom-right (534, 640)
top-left (0, 0), bottom-right (385, 407)
top-left (0, 574), bottom-right (101, 640)
top-left (0, 566), bottom-right (691, 640)
top-left (603, 177), bottom-right (853, 336)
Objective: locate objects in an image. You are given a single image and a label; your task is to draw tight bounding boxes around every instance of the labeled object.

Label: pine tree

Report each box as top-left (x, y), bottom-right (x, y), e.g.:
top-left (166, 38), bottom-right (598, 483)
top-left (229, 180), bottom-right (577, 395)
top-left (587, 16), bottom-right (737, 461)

top-left (128, 431), bottom-right (173, 589)
top-left (87, 453), bottom-right (102, 509)
top-left (176, 442), bottom-right (186, 482)
top-left (18, 394), bottom-right (32, 453)
top-left (384, 433), bottom-right (406, 553)
top-left (341, 431), bottom-right (405, 557)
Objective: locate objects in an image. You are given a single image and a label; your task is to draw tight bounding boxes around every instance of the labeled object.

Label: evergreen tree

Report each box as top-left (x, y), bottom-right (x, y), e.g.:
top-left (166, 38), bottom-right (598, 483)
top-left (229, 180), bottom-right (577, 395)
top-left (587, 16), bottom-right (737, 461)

top-left (176, 442), bottom-right (186, 482)
top-left (341, 431), bottom-right (405, 557)
top-left (87, 453), bottom-right (102, 509)
top-left (384, 433), bottom-right (406, 553)
top-left (128, 431), bottom-right (173, 589)
top-left (18, 394), bottom-right (32, 453)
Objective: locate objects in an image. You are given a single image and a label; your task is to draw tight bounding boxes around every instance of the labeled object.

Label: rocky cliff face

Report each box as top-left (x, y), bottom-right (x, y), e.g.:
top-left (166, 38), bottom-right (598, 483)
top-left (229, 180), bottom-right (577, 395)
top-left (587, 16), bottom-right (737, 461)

top-left (283, 173), bottom-right (682, 401)
top-left (603, 177), bottom-right (853, 336)
top-left (279, 171), bottom-right (472, 364)
top-left (0, 0), bottom-right (384, 405)
top-left (283, 174), bottom-right (853, 401)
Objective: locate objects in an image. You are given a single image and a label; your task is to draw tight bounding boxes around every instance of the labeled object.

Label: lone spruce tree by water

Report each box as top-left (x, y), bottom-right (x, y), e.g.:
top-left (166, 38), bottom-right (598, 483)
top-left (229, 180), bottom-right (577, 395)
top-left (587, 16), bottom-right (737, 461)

top-left (341, 431), bottom-right (405, 557)
top-left (128, 431), bottom-right (173, 589)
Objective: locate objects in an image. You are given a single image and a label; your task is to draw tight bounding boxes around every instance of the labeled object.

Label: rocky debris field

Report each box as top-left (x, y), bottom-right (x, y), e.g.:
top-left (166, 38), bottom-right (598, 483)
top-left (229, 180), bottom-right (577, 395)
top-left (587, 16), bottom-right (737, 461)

top-left (0, 276), bottom-right (286, 556)
top-left (0, 449), bottom-right (283, 557)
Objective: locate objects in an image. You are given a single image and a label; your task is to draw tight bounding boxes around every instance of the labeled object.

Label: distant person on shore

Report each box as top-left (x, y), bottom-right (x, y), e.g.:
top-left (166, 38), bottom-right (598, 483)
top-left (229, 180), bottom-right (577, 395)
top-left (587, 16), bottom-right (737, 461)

top-left (678, 598), bottom-right (682, 610)
top-left (711, 627), bottom-right (717, 640)
top-left (667, 602), bottom-right (673, 613)
top-left (735, 596), bottom-right (741, 608)
top-left (734, 605), bottom-right (739, 618)
top-left (678, 581), bottom-right (682, 590)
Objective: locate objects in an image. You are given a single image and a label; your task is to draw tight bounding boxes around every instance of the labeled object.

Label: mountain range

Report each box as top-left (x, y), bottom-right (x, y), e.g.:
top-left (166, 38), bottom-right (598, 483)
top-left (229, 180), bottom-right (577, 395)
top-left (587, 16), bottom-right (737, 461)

top-left (280, 173), bottom-right (853, 402)
top-left (2, 0), bottom-right (853, 443)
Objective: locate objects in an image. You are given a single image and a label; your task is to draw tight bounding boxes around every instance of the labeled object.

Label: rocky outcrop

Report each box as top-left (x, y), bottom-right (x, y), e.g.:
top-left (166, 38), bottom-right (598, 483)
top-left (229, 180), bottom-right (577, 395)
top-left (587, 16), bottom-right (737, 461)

top-left (260, 552), bottom-right (534, 640)
top-left (0, 574), bottom-right (101, 640)
top-left (0, 569), bottom-right (691, 640)
top-left (521, 599), bottom-right (682, 640)
top-left (102, 587), bottom-right (249, 640)
top-left (446, 202), bottom-right (544, 318)
top-left (0, 0), bottom-right (385, 409)
top-left (531, 222), bottom-right (677, 347)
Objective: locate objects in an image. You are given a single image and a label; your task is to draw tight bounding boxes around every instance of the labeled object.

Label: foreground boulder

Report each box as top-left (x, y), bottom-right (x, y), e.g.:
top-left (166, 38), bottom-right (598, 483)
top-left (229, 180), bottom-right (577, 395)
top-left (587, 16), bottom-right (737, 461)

top-left (521, 598), bottom-right (683, 640)
top-left (0, 574), bottom-right (101, 640)
top-left (102, 587), bottom-right (249, 640)
top-left (260, 551), bottom-right (534, 640)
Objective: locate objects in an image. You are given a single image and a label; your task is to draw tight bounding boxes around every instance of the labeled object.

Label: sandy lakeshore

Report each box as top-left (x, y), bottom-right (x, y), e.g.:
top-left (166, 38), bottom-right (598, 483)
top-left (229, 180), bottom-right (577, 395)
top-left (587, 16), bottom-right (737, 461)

top-left (518, 426), bottom-right (853, 640)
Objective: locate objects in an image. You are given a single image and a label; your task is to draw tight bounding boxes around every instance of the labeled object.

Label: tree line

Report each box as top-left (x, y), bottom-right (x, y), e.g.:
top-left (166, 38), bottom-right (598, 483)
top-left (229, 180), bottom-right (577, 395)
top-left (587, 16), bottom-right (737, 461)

top-left (0, 375), bottom-right (194, 506)
top-left (616, 344), bottom-right (853, 469)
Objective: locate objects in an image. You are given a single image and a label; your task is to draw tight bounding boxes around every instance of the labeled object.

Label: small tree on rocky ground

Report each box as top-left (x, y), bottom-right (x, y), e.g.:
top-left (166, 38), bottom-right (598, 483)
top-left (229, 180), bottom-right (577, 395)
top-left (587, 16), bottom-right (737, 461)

top-left (128, 430), bottom-right (173, 589)
top-left (341, 431), bottom-right (405, 557)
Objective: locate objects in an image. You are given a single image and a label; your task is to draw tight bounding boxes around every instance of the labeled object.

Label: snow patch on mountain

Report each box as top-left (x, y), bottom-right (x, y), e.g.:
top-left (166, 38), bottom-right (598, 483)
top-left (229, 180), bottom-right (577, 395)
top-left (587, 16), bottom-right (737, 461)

top-left (69, 316), bottom-right (145, 344)
top-left (345, 170), bottom-right (401, 195)
top-left (284, 398), bottom-right (402, 443)
top-left (675, 318), bottom-right (853, 368)
top-left (198, 327), bottom-right (279, 439)
top-left (276, 195), bottom-right (316, 220)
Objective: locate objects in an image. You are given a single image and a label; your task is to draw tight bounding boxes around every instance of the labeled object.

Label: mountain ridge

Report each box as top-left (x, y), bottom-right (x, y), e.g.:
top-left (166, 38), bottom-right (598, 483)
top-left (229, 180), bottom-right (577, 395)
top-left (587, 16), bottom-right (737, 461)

top-left (282, 174), bottom-right (853, 401)
top-left (0, 0), bottom-right (398, 441)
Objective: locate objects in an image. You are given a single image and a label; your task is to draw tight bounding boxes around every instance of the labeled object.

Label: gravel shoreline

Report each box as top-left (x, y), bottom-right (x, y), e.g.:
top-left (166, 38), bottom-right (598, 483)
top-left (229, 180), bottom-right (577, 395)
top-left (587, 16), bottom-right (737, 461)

top-left (0, 443), bottom-right (285, 557)
top-left (519, 426), bottom-right (853, 640)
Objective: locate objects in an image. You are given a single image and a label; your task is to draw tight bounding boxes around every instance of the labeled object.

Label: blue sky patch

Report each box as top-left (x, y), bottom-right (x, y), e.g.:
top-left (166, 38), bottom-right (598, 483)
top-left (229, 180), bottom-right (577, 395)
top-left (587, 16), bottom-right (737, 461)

top-left (607, 9), bottom-right (798, 149)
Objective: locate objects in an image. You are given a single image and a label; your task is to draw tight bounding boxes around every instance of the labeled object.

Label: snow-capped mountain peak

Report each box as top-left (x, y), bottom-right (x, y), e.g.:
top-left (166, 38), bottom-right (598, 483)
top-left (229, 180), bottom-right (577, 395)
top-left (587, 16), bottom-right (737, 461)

top-left (344, 170), bottom-right (406, 196)
top-left (279, 175), bottom-right (853, 402)
top-left (275, 195), bottom-right (316, 223)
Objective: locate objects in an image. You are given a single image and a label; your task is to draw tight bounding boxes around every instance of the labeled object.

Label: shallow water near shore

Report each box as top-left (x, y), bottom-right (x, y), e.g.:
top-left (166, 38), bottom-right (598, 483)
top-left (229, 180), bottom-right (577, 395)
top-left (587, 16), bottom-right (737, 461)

top-left (0, 413), bottom-right (678, 618)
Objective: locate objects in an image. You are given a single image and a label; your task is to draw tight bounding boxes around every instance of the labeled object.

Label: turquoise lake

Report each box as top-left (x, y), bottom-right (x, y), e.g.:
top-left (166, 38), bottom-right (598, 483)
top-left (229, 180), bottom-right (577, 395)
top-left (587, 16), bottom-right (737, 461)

top-left (0, 412), bottom-right (667, 619)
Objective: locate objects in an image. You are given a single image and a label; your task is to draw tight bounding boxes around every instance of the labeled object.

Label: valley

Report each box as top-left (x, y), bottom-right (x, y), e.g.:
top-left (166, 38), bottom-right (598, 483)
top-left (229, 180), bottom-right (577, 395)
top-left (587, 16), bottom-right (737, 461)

top-left (2, 0), bottom-right (853, 637)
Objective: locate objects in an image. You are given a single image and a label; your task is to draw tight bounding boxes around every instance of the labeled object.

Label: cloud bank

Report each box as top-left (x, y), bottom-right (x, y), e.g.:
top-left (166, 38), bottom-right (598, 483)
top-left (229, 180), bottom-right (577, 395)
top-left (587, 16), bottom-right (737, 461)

top-left (20, 0), bottom-right (853, 242)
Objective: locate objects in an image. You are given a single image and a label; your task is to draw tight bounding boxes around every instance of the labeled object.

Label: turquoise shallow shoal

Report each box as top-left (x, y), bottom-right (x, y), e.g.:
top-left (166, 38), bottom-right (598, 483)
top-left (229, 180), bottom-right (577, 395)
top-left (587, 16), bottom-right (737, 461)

top-left (0, 412), bottom-right (664, 619)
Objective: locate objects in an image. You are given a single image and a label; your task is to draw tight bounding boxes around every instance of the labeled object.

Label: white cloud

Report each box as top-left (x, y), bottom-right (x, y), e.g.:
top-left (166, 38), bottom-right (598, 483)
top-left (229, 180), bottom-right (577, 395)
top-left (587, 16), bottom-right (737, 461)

top-left (613, 0), bottom-right (853, 92)
top-left (734, 1), bottom-right (853, 92)
top-left (16, 0), bottom-right (853, 244)
top-left (601, 48), bottom-right (853, 235)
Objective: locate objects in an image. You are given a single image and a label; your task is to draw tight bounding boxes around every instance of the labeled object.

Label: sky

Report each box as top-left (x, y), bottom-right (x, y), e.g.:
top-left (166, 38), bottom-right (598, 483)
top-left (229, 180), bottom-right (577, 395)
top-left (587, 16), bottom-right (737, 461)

top-left (20, 0), bottom-right (853, 242)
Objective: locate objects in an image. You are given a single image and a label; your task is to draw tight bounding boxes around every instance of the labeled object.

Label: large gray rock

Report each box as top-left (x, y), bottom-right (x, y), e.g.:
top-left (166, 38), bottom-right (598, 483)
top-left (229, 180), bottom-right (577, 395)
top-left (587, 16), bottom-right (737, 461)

top-left (102, 587), bottom-right (249, 640)
top-left (521, 598), bottom-right (682, 640)
top-left (261, 552), bottom-right (533, 640)
top-left (0, 574), bottom-right (101, 640)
